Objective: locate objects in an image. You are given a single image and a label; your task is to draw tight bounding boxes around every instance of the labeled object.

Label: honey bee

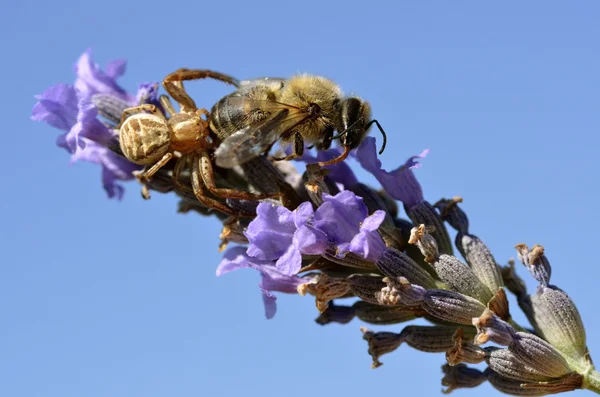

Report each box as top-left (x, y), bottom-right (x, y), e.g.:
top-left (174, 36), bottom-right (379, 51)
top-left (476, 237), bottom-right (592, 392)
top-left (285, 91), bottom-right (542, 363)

top-left (118, 69), bottom-right (277, 216)
top-left (207, 74), bottom-right (387, 168)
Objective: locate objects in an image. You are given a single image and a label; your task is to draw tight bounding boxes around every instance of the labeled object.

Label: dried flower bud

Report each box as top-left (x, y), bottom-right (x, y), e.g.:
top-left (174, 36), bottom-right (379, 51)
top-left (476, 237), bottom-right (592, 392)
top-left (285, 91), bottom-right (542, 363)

top-left (218, 217), bottom-right (250, 252)
top-left (422, 289), bottom-right (487, 325)
top-left (486, 369), bottom-right (583, 396)
top-left (406, 201), bottom-right (454, 255)
top-left (431, 253), bottom-right (494, 304)
top-left (382, 276), bottom-right (427, 306)
top-left (303, 164), bottom-right (332, 206)
top-left (458, 233), bottom-right (504, 294)
top-left (353, 301), bottom-right (426, 325)
top-left (435, 196), bottom-right (469, 234)
top-left (361, 327), bottom-right (404, 368)
top-left (487, 288), bottom-right (511, 321)
top-left (315, 302), bottom-right (356, 325)
top-left (441, 364), bottom-right (487, 394)
top-left (376, 247), bottom-right (437, 289)
top-left (298, 274), bottom-right (351, 312)
top-left (91, 93), bottom-right (130, 124)
top-left (446, 328), bottom-right (488, 365)
top-left (530, 285), bottom-right (587, 361)
top-left (409, 224), bottom-right (440, 263)
top-left (472, 308), bottom-right (516, 346)
top-left (516, 243), bottom-right (552, 286)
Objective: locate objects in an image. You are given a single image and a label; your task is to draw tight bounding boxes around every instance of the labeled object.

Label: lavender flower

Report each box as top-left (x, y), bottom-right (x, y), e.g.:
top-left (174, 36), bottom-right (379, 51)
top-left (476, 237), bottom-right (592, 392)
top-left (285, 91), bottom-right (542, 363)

top-left (244, 191), bottom-right (386, 276)
top-left (31, 49), bottom-right (159, 199)
top-left (355, 136), bottom-right (428, 208)
top-left (216, 246), bottom-right (307, 319)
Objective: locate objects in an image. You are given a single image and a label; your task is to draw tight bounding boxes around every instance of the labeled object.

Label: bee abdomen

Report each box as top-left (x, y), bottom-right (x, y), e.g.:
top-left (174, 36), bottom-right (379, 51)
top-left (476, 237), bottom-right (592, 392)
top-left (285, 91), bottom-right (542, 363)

top-left (119, 115), bottom-right (170, 165)
top-left (210, 95), bottom-right (249, 140)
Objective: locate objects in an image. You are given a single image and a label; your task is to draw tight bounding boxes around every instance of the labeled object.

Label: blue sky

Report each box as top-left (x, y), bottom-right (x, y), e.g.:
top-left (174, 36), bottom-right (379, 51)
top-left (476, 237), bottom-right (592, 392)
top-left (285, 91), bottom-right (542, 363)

top-left (2, 1), bottom-right (599, 396)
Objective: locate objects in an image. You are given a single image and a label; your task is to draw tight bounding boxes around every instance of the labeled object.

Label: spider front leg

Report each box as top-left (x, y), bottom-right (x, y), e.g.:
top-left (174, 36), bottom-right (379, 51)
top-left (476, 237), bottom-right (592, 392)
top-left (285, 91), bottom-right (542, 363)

top-left (162, 69), bottom-right (240, 113)
top-left (118, 104), bottom-right (164, 128)
top-left (199, 152), bottom-right (280, 200)
top-left (191, 156), bottom-right (255, 218)
top-left (134, 152), bottom-right (174, 200)
top-left (270, 132), bottom-right (304, 162)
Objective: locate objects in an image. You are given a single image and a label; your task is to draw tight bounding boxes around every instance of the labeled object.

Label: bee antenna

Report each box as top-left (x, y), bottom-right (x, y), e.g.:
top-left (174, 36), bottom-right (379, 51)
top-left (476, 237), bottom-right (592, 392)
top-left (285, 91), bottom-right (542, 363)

top-left (365, 119), bottom-right (387, 155)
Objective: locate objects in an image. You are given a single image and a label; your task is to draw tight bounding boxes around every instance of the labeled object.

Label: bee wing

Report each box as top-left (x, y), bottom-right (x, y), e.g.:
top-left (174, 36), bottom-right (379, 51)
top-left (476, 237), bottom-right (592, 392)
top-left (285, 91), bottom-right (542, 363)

top-left (214, 99), bottom-right (311, 168)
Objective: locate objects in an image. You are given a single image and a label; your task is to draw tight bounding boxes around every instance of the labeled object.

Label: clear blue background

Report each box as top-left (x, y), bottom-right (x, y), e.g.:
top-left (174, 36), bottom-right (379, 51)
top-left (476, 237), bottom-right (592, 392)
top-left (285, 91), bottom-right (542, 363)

top-left (2, 1), bottom-right (599, 396)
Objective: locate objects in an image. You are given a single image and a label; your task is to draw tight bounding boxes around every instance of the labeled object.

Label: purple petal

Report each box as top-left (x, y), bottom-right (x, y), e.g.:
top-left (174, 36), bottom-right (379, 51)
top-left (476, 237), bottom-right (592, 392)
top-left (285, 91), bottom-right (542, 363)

top-left (136, 82), bottom-right (160, 106)
top-left (314, 191), bottom-right (368, 244)
top-left (31, 84), bottom-right (79, 131)
top-left (245, 203), bottom-right (295, 261)
top-left (361, 210), bottom-right (386, 232)
top-left (105, 59), bottom-right (127, 79)
top-left (348, 229), bottom-right (386, 262)
top-left (260, 265), bottom-right (305, 293)
top-left (316, 149), bottom-right (359, 187)
top-left (76, 97), bottom-right (114, 146)
top-left (355, 137), bottom-right (427, 209)
top-left (294, 202), bottom-right (315, 227)
top-left (260, 289), bottom-right (277, 319)
top-left (70, 140), bottom-right (140, 200)
top-left (275, 243), bottom-right (302, 275)
top-left (216, 246), bottom-right (254, 276)
top-left (294, 225), bottom-right (328, 255)
top-left (74, 49), bottom-right (132, 102)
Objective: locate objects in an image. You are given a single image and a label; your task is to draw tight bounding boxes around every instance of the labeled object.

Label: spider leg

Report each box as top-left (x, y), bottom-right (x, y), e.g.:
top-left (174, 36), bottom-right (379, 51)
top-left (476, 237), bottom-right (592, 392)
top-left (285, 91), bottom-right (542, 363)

top-left (199, 152), bottom-right (280, 200)
top-left (191, 155), bottom-right (255, 218)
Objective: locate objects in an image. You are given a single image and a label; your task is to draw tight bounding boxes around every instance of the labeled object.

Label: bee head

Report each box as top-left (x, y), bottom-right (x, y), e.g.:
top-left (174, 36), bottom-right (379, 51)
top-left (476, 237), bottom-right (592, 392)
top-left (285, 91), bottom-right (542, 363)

top-left (337, 97), bottom-right (387, 155)
top-left (338, 97), bottom-right (372, 149)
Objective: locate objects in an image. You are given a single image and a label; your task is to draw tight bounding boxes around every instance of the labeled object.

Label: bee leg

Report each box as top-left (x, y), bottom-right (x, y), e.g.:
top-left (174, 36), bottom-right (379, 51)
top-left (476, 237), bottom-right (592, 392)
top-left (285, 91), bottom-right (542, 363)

top-left (199, 152), bottom-right (280, 200)
top-left (191, 156), bottom-right (255, 218)
top-left (134, 152), bottom-right (174, 199)
top-left (270, 132), bottom-right (304, 162)
top-left (118, 104), bottom-right (164, 128)
top-left (317, 145), bottom-right (351, 167)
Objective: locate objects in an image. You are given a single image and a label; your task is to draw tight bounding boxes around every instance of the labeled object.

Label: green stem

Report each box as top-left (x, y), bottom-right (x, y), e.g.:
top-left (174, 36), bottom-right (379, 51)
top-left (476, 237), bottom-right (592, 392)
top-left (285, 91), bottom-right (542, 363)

top-left (583, 369), bottom-right (600, 394)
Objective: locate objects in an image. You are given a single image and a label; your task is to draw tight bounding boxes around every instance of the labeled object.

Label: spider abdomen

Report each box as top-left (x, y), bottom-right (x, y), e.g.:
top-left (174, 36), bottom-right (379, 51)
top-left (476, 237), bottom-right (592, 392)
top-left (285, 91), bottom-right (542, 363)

top-left (120, 114), bottom-right (171, 165)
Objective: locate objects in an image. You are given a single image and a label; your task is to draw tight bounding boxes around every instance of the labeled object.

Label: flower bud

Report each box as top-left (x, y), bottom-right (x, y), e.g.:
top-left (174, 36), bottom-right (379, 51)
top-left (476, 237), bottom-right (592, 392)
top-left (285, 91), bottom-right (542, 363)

top-left (353, 301), bottom-right (426, 325)
top-left (382, 276), bottom-right (426, 306)
top-left (510, 332), bottom-right (571, 379)
top-left (401, 325), bottom-right (476, 353)
top-left (376, 247), bottom-right (437, 289)
top-left (323, 247), bottom-right (377, 270)
top-left (530, 285), bottom-right (587, 361)
top-left (486, 369), bottom-right (583, 396)
top-left (347, 274), bottom-right (391, 305)
top-left (303, 164), bottom-right (333, 206)
top-left (458, 233), bottom-right (504, 294)
top-left (422, 289), bottom-right (487, 325)
top-left (431, 253), bottom-right (494, 304)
